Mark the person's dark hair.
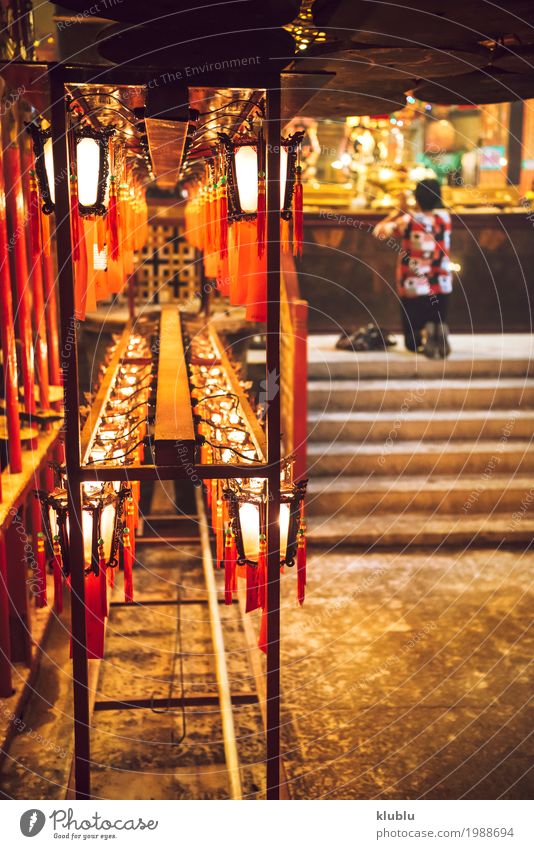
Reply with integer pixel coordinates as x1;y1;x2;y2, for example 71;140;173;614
414;178;443;211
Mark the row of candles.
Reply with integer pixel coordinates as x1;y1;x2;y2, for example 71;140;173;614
36;330;154;657
188;328;307;651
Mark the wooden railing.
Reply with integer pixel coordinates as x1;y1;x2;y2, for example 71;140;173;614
280;252;308;480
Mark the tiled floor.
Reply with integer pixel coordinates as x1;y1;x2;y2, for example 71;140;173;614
280;546;534;799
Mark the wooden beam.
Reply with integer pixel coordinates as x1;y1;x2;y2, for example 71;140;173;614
154;306;196;466
79;463;269;481
196;487;243;801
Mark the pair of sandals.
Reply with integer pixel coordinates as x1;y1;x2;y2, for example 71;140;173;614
336;323;397;352
421;322;451;359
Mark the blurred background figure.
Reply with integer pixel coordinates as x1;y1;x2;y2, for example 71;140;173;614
373;179;452;358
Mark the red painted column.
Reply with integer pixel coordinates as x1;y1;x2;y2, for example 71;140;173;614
0;141;22;474
4;139;36;422
22;144;50;411
0;536;13;697
42;242;61;387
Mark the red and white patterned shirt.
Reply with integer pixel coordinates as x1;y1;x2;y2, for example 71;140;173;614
377;210;452;298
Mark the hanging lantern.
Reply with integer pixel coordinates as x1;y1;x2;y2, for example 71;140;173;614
38;487;71;577
75;126;114;217
224;477;307;567
26;122;55;214
218;130;304;221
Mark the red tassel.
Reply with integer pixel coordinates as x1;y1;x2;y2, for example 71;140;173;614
108;565;115;588
257;535;267;610
231;536;238;592
28;171;42;260
126;496;136;564
108;177;120;260
257;172;266;258
293;166;303;257
219;177;228;259
98;538;108;618
216;500;224;570
83;572;105;660
122;526;134;603
35;532;47;608
224;529;235;605
280;216;290;255
70;175;81;261
297;521;307;606
52;538;63;615
246;564;259;613
258;606;268;654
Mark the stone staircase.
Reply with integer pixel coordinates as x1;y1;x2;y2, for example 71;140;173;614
306;334;534;547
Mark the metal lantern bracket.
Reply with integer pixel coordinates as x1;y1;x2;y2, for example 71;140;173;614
26;120;54;214
281;130;305;219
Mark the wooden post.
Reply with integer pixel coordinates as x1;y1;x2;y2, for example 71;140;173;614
4;514;32;666
265;80;282;800
49;64;91;800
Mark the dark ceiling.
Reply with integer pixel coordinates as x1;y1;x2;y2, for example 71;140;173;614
51;0;534;117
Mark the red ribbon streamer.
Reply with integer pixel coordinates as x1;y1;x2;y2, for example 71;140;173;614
257;172;266;258
122;527;134;603
70;175;81;261
35;532;47;609
297;522;307;606
98;544;108;619
219;177;228;259
224;530;235;605
108;178;120;260
52;541;63;615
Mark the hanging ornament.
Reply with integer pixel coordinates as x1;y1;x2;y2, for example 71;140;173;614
297;520;307;606
52;536;63;614
108;175;120;260
122;525;134;603
70;173;81;261
35;531;47;608
293;164;303;257
219;174;228;259
98;537;108;618
224;528;235;605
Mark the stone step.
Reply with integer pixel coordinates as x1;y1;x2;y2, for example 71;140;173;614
307;512;534;547
307;356;533;381
306;334;534;380
307;408;534;443
307;439;534;477
307;378;534;412
306;474;534;516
